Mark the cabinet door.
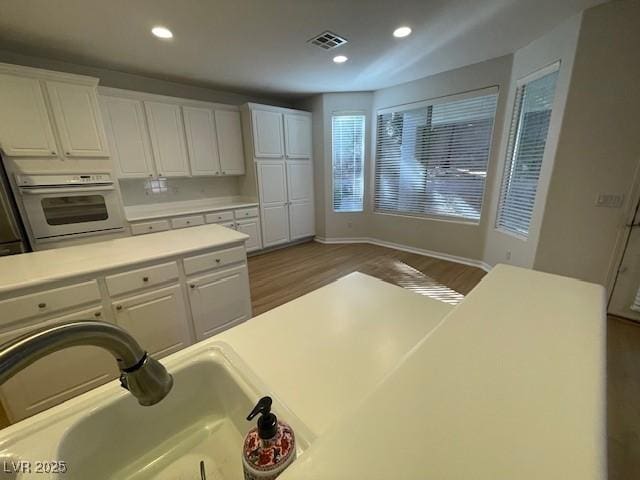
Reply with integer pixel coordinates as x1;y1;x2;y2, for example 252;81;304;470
0;74;57;157
144;101;190;177
284;113;311;159
101;96;155;178
260;204;290;247
183;106;220;176
251;110;284;158
113;284;191;358
236;218;262;252
286;160;314;203
289;201;315;240
257;160;290;247
0;306;117;422
188;265;251;341
45;81;110;157
215;110;245;175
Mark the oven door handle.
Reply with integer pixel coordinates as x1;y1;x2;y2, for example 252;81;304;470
19;185;116;195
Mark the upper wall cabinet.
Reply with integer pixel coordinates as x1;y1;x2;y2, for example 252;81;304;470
144;101;190;177
45;81;110;157
215;110;245;175
100;96;155;178
284;114;312;159
0;74;58;157
183;106;220;176
251;110;284;158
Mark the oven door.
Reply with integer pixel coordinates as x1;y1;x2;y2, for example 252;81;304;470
20;185;124;240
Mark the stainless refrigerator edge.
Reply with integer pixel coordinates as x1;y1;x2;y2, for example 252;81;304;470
0;154;30;256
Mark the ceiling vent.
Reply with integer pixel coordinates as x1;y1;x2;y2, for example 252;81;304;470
308;31;348;50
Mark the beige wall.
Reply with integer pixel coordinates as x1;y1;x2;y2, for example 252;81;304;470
534;0;640;286
483;14;582;268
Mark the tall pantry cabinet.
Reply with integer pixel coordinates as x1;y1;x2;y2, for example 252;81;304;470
241;104;314;248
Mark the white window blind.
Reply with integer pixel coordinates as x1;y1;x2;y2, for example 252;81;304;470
374;90;498;221
332;114;365;212
496;65;560;237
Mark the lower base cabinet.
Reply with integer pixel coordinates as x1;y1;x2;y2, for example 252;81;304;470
235;219;262;252
0;306;118;422
113;284;192;358
188;265;251;341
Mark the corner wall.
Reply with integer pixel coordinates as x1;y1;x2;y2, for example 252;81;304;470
534;0;640;286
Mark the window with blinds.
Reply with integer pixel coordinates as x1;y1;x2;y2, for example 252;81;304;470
332;114;365;212
374;89;498;222
496;65;560;237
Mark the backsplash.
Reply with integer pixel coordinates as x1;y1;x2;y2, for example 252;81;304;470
119;176;242;206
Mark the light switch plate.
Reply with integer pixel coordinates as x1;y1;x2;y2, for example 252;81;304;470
595;193;624;208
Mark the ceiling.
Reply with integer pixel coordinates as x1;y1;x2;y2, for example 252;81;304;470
0;0;605;99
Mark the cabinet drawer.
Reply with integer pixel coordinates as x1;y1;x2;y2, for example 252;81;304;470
105;261;179;297
184;246;246;276
131;220;170;235
171;215;205;229
0;280;101;324
234;207;258;219
205;211;234;223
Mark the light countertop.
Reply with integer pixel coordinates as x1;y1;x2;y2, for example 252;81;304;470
0;266;606;479
0;224;248;294
124;197;259;222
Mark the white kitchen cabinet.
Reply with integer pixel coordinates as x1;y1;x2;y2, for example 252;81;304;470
236;218;262;252
0;73;58;157
183;105;220;176
215;109;245;175
257;160;290;247
0;306;117;422
45;81;110;157
284;113;312;159
101;95;155;178
288;201;315;240
188;265;251;341
286;160;315;239
113;284;191;358
144;101;190;177
251;109;284;158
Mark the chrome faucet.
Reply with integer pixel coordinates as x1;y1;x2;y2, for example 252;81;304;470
0;321;173;406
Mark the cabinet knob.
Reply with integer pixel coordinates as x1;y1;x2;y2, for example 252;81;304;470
51;150;56;155
116;305;123;311
148;226;153;230
142;276;149;282
222;171;226;174
190;284;196;289
94;312;102;318
38;302;46;309
186;221;190;224
215;258;221;263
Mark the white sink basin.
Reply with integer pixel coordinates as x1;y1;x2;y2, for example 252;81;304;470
54;343;310;480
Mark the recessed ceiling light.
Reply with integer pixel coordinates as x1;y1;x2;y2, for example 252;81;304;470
333;55;348;64
393;26;412;38
151;26;173;39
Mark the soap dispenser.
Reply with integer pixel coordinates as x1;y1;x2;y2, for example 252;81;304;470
242;396;296;479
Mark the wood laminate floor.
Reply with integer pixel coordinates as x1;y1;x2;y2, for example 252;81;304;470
248;241;640;480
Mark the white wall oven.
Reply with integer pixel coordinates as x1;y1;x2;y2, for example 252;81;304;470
17;174;124;242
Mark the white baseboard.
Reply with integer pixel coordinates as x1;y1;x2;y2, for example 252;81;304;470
314;236;492;272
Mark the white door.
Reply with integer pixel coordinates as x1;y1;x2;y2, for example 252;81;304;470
0;74;58;157
45;81;110;157
215;110;245;175
284;113;311;159
188;265;251;341
100;96;155;178
236;218;262;252
0;306;117;422
251;110;284;158
286;160;315;239
144;101;190;177
183;106;220;176
257;160;290;247
113;284;191;358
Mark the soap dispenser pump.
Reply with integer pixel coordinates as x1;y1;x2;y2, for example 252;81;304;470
242;396;296;479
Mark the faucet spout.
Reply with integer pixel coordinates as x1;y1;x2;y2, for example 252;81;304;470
0;321;173;406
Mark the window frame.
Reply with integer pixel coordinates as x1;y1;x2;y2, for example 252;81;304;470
331;112;366;213
495;61;561;240
373;86;499;224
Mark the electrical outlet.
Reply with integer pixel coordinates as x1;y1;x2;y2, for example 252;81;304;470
595;193;624;208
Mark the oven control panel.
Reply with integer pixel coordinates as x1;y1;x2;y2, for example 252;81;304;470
17;173;113;187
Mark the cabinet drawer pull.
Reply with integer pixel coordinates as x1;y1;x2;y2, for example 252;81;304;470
148;226;153;230
38;302;46;309
94;312;102;318
190;284;196;289
215;258;221;264
142;276;149;282
116;305;123;311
